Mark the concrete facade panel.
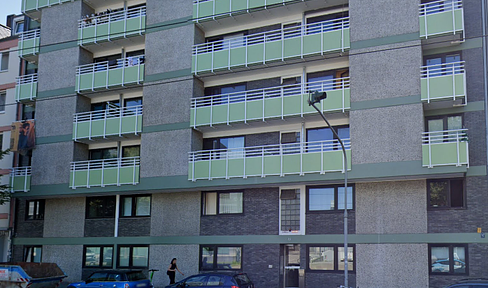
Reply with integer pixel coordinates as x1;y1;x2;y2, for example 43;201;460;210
146;0;193;26
35;95;77;138
43;245;83;284
349;0;419;42
40;1;84;46
350;43;422;102
37;48;79;91
356;244;429;288
149;245;199;287
43;197;85;237
350;104;424;164
31;142;74;185
356;180;427;234
140;130;191;177
150;191;200;236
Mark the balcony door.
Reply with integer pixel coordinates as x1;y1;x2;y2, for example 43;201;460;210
282;244;300;288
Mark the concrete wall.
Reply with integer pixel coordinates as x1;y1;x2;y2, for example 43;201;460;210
31;142;74;185
44;197;85;237
149;245;198;288
43;245;83;285
14;199;43;237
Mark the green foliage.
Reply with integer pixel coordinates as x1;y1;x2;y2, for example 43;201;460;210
0;149;12;205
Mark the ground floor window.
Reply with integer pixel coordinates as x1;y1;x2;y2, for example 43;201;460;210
430;244;468;275
200;245;242;270
24;246;41;262
307;245;354;272
118;245;149;268
84;245;113;268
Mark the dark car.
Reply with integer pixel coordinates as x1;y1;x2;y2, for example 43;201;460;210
444;278;488;287
68;270;152;288
164;272;254;288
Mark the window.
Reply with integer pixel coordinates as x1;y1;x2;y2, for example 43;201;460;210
0;91;6;112
90;148;118;160
83;245;113;268
118;245;149;268
307;185;354;212
86;196;116;219
307;126;349;152
122;145;140;158
200;245;242;270
120;195;150;217
308;245;354;272
22;103;36;120
14;21;24;35
124;97;142;115
0;134;3;150
24;246;42;262
203;136;245;159
19;150;32;167
202;192;243;215
26;200;45;220
428;179;464;208
430;244;468;275
424;53;462;76
204;83;247;104
0;52;9;71
280;188;301;233
426;115;463;144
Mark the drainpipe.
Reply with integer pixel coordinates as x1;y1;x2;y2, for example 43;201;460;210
483;0;488;168
114;194;120;238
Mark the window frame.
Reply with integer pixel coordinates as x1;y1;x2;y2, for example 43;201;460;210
0;52;9;72
306;244;355;273
425;114;464;133
199;244;243;271
423;52;462;66
116;245;149;269
119;195;151;218
202;191;244;216
23;245;42;262
429;244;469;275
306;185;355;213
0;91;6;113
83;245;114;268
25;200;45;220
427;178;465;209
86;196;116;219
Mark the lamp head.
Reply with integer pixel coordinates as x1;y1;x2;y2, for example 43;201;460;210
308;91;327;105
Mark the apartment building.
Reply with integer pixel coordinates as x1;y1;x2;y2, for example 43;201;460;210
10;0;488;287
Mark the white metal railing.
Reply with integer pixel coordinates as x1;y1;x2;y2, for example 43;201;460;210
76;55;145;75
422;129;468;168
193;17;349;55
16;73;38;85
10;166;31;192
18;29;40;41
419;0;462;16
73;105;143;140
421;61;465;103
79;6;146;28
70;156;140;188
193;0;305;22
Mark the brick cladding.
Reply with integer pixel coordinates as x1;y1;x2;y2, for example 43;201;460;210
242;244;280;288
84;219;115;237
306;211;355;234
200;187;279;235
14;200;43;238
118;218;151;237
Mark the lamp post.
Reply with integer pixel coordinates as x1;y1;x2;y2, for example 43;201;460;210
308;91;349;288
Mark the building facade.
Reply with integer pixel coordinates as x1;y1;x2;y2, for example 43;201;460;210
9;0;488;288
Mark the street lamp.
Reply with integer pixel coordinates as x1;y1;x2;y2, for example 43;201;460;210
308;91;349;288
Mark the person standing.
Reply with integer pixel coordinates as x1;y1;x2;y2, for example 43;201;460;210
167;258;184;284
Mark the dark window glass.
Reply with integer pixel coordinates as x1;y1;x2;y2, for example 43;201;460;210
200;245;242;270
84;246;113;268
430;244;467;275
1;53;9;71
24;246;42;262
204;83;246;104
86;196;116;218
122;146;140;158
428;179;464;208
26;200;44;220
280;189;300;232
22;103;35;120
120;195;151;217
90;148;118;160
202;192;243;215
307;185;354;211
117;245;148;268
19;150;32;166
307;245;354;271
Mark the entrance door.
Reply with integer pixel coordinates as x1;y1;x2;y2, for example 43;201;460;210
283;244;300;288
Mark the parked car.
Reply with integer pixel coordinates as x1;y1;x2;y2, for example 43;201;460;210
432;259;466;273
68;270;152;288
165;272;254;288
444;278;488;287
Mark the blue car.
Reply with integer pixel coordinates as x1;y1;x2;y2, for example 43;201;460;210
68;270;152;288
165;272;254;288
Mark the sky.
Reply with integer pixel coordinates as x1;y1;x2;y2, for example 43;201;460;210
0;0;21;27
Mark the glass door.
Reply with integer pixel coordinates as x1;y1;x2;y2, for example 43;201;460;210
283;244;300;288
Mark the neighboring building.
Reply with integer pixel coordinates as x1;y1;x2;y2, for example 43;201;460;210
9;0;488;288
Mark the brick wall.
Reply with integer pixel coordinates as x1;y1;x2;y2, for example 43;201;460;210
245;132;280;147
118;218;151;237
84;219;115;237
242;244;280;288
14;200;43;237
306;211;355;234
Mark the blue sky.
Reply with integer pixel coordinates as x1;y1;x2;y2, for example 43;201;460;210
0;1;21;26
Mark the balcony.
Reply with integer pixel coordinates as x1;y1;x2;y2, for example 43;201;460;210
21;0;71;14
419;0;464;39
421;61;465;104
191;78;350;128
18;29;40;60
10;167;31;192
192;17;350;75
70;157;140;189
76;55;145;93
73;105;143;141
422;129;468;168
15;74;38;102
193;0;302;22
78;6;146;46
188;140;351;181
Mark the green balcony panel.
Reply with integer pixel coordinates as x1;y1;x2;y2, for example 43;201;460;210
18;34;40;58
421;74;465;102
70;161;140;189
11;175;31;192
15;81;37;102
419;8;463;38
422;141;468;167
228;158;245;178
22;0;71;13
76;62;145;93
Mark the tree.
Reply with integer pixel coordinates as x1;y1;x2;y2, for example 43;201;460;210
0;149;12;205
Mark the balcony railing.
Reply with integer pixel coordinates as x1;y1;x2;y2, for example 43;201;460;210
193;0;304;22
188;139;351;181
10;167;31;192
78;6;146;45
73;105;143;141
421;61;465;103
70;156;140;189
192;17;350;74
18;29;40;58
419;0;464;39
76;55;145;93
191;77;350;128
21;0;71;13
15;74;38;102
422;129;468;168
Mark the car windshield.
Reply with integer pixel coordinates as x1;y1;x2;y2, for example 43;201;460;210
233;274;251;285
127;271;147;281
88;272;108;281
